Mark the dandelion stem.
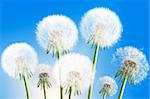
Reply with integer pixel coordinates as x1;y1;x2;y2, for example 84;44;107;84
118;74;128;99
102;94;105;99
57;50;60;59
57;50;64;99
69;86;72;99
88;44;100;99
23;75;30;99
43;81;47;99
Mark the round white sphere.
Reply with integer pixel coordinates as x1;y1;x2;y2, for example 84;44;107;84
112;46;149;84
36;15;78;54
1;43;38;79
54;53;93;92
80;7;123;48
99;76;118;96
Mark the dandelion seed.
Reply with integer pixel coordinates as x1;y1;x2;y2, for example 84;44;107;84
98;76;118;99
36;15;78;55
112;46;149;99
80;7;123;99
54;53;93;99
1;42;38;99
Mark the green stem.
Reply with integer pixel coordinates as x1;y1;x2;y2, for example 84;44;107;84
88;85;92;99
102;94;105;99
57;51;64;99
69;86;72;99
23;75;30;99
43;81;47;99
118;74;128;99
60;87;63;99
88;44;100;99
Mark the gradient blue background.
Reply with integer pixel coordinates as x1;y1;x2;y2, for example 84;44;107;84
0;0;149;99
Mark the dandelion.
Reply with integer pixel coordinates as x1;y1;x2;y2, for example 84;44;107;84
80;7;123;99
36;15;78;99
80;7;122;48
98;76;118;99
54;53;93;99
33;64;54;99
1;43;38;99
112;46;149;99
36;15;78;56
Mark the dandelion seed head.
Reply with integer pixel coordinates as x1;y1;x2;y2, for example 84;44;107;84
54;53;93;95
80;7;122;48
36;15;78;54
33;64;54;89
99;76;118;96
1;43;38;79
112;46;149;84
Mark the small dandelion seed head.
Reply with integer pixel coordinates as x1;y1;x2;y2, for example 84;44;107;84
99;76;118;97
54;53;93;95
36;15;78;55
112;46;149;84
33;64;53;89
80;7;123;48
1;43;38;79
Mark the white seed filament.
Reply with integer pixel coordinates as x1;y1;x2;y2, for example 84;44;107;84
87;22;109;45
46;30;64;53
63;71;82;96
15;56;32;79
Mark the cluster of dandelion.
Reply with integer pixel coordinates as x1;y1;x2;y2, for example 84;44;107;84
1;7;149;99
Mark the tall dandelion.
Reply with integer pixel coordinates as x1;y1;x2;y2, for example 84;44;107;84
33;64;54;99
112;46;149;99
1;43;38;99
80;7;122;99
36;15;78;99
98;76;118;99
54;53;93;99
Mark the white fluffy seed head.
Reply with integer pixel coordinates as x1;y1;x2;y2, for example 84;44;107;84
112;46;149;84
80;7;123;48
54;53;93;94
36;15;78;54
1;43;38;79
33;64;54;89
99;76;118;96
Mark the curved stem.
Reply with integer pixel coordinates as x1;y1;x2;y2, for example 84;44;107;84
88;44;100;99
88;85;92;99
118;74;128;99
69;86;72;99
23;75;30;99
43;81;47;99
57;51;64;99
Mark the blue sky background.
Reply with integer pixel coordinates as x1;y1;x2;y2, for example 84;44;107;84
0;0;149;99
